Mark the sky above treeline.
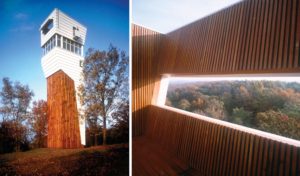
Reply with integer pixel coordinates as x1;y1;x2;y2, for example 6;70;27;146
0;0;129;101
132;0;242;33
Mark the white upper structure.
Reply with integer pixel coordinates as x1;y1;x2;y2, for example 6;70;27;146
40;8;87;145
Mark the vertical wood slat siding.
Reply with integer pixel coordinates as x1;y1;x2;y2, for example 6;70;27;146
132;25;162;136
146;106;300;176
132;0;300;174
47;70;81;148
155;0;300;75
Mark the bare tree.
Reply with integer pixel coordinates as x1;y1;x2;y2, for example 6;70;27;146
79;45;128;145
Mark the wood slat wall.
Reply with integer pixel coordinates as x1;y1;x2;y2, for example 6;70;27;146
146;106;300;176
157;0;300;75
132;0;300;174
132;24;163;136
47;70;82;148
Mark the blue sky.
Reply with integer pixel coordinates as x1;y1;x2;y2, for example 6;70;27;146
0;0;129;101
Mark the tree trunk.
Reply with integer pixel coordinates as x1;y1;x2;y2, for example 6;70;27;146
94;133;97;146
15;123;20;152
102;116;107;145
16;140;20;152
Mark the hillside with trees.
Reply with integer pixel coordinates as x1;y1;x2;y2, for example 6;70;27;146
166;80;300;140
0;45;129;153
0;44;129;175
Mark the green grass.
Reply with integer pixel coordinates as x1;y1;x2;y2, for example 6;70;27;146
0;144;129;176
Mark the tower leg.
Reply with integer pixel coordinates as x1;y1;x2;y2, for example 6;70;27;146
47;70;82;148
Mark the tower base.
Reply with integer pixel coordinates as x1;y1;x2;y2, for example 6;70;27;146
47;70;82;148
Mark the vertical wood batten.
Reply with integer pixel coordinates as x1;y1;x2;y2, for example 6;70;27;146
132;25;163;136
47;70;81;148
144;106;300;176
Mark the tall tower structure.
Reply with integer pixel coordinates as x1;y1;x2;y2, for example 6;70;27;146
40;9;87;148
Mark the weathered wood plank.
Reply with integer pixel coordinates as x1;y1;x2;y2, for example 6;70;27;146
47;70;81;148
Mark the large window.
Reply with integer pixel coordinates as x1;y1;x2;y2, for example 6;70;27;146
42;34;82;56
160;75;300;142
42;35;56;55
61;37;82;55
41;19;53;35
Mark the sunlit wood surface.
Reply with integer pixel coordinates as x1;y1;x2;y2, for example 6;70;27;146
146;106;300;176
132;25;163;137
47;70;82;148
133;137;202;176
157;0;300;75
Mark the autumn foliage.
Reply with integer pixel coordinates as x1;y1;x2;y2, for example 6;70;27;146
167;80;300;140
79;45;129;146
29;100;48;148
0;78;48;153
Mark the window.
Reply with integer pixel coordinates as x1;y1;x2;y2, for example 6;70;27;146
63;38;67;49
67;39;70;50
42;35;82;56
75;43;79;54
157;75;300;143
41;19;53;35
61;36;82;56
50;38;52;49
42;35;59;55
71;42;74;52
47;42;50;52
75;43;82;55
57;35;61;47
52;37;56;47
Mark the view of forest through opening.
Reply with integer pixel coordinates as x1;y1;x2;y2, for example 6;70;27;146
165;76;300;141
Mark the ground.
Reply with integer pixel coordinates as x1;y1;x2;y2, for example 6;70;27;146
0;144;129;176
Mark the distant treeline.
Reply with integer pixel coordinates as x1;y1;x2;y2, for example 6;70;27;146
166;80;300;140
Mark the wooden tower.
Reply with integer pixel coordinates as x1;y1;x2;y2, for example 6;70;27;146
40;9;87;148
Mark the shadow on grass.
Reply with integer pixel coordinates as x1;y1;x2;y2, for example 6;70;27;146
69;147;129;176
0;158;16;176
0;145;129;176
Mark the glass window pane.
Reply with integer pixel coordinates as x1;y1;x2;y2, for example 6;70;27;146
53;37;55;47
63;38;66;49
57;35;61;47
67;42;70;50
71;43;74;52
